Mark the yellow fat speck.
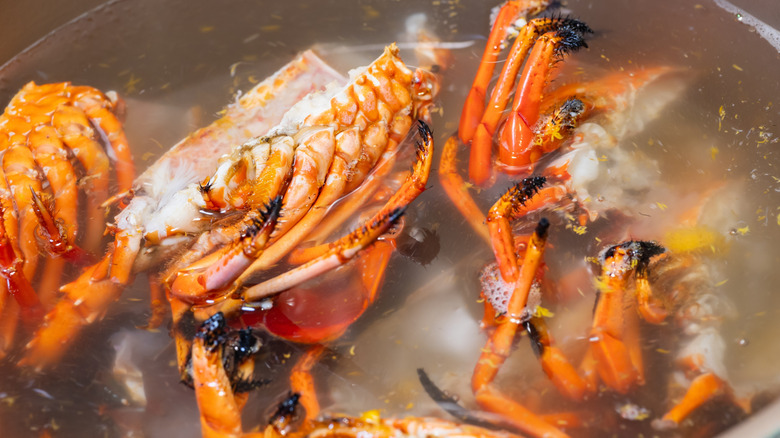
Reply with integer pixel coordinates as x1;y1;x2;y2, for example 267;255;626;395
124;74;141;94
718;105;725;131
260;25;281;32
199;25;215;33
361;409;381;422
349;345;356;356
572;225;587;235
732;64;743;71
656;202;668;211
736;225;749;235
710;146;719;160
141;152;156;161
535;306;555;318
664;226;725;254
405;402;414;410
715;279;729;287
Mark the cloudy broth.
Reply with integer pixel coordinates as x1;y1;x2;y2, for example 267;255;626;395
0;0;779;437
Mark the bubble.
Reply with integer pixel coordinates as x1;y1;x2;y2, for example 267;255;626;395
479;263;511;315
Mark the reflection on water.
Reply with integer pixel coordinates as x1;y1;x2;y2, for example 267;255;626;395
0;0;779;436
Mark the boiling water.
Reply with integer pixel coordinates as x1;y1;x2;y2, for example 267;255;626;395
1;0;779;436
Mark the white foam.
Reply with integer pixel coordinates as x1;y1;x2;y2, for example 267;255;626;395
713;0;780;52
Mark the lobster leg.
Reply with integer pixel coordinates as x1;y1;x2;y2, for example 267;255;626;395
191;313;244;438
25;123;82;308
588;241;665;393
470;18;589;185
141;274;168;330
244;206;404;302
654;373;724;430
18;253;123;369
290;345;325;423
635;267;668;324
271;127;337;239
29;190;92;264
459;0;550;144
3;141;43;282
497;26;589;171
71;86;135;192
28;126;79;249
525;316;593;401
51;104;112;253
472;219;570;438
653;321;750;429
0;200;42;322
0;223;41;317
486;176;547;284
439;136;492;245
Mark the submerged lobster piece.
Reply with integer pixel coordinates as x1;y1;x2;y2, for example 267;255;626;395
0;81;133;358
440;0;679;245
175;45;437;436
424;176;750;437
586;236;749;431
